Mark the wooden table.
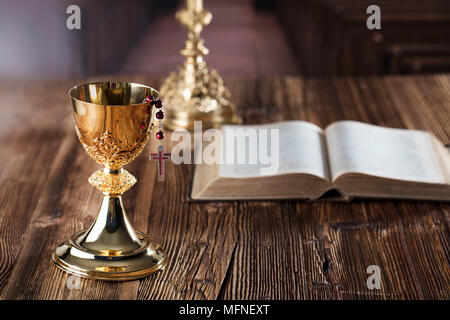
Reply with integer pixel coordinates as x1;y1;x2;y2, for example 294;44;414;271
0;75;449;300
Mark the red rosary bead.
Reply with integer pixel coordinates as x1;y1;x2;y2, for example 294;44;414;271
156;131;164;140
154;100;163;108
156;111;164;119
144;95;153;102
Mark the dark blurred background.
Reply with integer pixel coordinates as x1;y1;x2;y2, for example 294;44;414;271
0;0;449;80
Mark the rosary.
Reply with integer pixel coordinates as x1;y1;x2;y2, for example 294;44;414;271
144;95;171;181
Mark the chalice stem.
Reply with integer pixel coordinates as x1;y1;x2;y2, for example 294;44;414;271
75;167;143;252
78;193;143;253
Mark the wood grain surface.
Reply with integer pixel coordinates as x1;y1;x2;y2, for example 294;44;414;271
0;75;448;300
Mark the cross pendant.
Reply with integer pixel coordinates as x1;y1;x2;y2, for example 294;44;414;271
150;145;171;182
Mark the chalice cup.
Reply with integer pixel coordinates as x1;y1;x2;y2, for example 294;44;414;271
53;82;167;281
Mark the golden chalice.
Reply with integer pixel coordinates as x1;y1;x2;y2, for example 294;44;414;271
53;82;167;281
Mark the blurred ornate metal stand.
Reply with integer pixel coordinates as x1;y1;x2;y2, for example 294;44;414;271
160;0;241;131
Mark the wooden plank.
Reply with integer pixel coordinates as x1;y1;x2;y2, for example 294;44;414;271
219;202;310;299
384;74;450;144
0;80;77;294
319;202;424;300
0;75;449;300
395;202;450;299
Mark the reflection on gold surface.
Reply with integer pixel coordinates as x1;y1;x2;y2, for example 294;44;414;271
95;266;126;272
98;249;123;256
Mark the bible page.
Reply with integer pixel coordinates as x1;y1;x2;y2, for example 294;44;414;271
218;121;330;180
325;121;448;184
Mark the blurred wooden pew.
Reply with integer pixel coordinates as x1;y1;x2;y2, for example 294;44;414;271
277;0;450;76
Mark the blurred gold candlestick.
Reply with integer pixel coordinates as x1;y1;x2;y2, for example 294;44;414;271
187;0;203;12
160;0;241;131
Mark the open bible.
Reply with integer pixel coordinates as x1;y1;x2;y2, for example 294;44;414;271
191;121;450;201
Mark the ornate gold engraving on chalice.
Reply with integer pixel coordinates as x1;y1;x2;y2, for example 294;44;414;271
160;0;241;131
53;82;167;281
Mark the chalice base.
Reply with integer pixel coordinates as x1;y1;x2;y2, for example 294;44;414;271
53;231;166;281
53;195;167;281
